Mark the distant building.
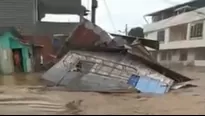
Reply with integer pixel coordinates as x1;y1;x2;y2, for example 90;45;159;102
144;0;205;67
0;0;87;35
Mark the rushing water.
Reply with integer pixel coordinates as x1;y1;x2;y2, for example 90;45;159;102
0;73;43;86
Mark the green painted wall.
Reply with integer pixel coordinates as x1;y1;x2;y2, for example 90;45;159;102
0;33;10;49
0;32;32;74
0;48;14;74
0;33;14;74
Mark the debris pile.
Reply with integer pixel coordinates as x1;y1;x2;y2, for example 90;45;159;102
42;19;192;94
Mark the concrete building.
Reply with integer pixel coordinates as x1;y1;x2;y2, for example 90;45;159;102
0;0;87;35
144;0;205;67
0;29;33;74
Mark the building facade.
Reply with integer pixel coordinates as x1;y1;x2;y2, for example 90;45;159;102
0;32;33;74
0;0;87;35
144;0;205;67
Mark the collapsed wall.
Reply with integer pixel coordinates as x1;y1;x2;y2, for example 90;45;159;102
42;50;174;92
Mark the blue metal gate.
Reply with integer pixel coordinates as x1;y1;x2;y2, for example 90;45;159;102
127;74;140;87
127;75;169;94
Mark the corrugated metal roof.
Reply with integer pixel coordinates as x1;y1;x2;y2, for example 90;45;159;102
110;33;159;50
67;19;112;47
56;19;113;58
145;0;199;16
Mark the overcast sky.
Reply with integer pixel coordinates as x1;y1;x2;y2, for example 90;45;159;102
43;0;192;34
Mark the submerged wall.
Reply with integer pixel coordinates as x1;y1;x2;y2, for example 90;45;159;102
42;51;174;91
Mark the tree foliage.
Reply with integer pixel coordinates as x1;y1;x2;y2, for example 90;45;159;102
128;27;144;38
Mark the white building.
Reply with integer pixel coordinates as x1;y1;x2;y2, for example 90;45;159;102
144;0;205;67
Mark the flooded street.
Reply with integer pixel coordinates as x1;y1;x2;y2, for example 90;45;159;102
0;73;43;86
0;68;205;115
0;73;68;115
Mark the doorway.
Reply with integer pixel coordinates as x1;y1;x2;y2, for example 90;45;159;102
12;49;24;72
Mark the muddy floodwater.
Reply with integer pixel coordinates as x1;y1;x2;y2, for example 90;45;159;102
0;73;43;86
0;67;205;115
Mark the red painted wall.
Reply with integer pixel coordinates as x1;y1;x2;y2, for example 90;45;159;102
22;35;54;63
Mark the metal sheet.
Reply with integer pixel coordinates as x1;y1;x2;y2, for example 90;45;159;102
147;79;158;93
135;76;169;94
62;73;130;91
128;52;192;83
155;81;169;94
67;19;112;48
127;75;140;87
110;33;159;50
56;19;114;58
136;77;149;93
42;50;175;93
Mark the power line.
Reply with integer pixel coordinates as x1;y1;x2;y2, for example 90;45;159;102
103;0;117;32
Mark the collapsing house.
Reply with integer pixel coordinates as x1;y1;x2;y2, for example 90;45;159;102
42;19;192;94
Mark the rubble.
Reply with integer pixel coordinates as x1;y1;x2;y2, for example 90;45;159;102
41;19;192;94
56;18;113;59
171;83;197;90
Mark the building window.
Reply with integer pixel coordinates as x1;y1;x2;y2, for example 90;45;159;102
190;22;203;38
161;53;166;61
41;14;80;23
52;38;61;47
167;52;172;61
195;48;205;60
172;50;177;55
180;50;188;61
160;51;172;61
160;51;171;61
157;30;165;43
52;38;62;54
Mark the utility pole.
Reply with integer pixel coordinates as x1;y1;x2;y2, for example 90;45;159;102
118;24;128;35
91;0;98;24
125;24;128;36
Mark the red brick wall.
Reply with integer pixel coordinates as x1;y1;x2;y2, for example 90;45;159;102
22;35;54;63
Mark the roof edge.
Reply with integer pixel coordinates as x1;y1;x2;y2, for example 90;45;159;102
145;0;195;16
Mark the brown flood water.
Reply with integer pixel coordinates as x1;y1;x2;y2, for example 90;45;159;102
0;73;43;86
0;68;205;115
